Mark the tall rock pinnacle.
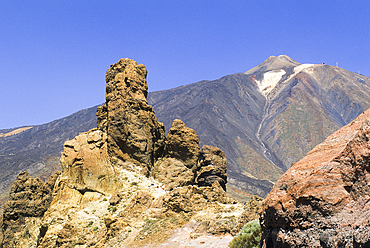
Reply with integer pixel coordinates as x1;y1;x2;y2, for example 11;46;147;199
97;58;166;174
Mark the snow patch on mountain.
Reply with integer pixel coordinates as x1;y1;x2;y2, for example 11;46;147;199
284;63;315;83
294;63;314;74
256;69;286;96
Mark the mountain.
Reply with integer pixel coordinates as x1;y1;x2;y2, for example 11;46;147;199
261;106;370;247
1;55;370;201
1;58;261;248
148;55;370;197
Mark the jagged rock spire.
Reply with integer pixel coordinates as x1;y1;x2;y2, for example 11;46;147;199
97;58;166;173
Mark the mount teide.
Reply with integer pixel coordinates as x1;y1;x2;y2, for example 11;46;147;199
149;55;370;197
2;55;370;199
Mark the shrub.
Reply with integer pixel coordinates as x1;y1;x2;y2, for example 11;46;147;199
229;219;262;248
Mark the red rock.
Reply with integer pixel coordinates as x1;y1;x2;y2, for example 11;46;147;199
261;109;370;247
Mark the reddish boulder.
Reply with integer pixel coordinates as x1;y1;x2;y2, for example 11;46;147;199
261;109;370;247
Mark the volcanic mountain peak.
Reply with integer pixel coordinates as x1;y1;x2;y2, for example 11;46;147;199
247;55;315;96
245;54;300;75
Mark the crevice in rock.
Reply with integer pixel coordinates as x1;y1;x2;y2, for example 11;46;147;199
344;185;352;193
75;187;104;196
37;225;48;246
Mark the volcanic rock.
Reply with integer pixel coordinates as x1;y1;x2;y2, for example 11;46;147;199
152;157;195;191
2;171;59;248
165;119;200;169
260;108;370;247
97;58;166;173
59;128;121;195
196;145;228;190
151;119;201;190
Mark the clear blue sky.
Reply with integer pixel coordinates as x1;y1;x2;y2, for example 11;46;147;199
1;1;369;129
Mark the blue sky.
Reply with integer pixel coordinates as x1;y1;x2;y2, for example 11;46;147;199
1;1;369;129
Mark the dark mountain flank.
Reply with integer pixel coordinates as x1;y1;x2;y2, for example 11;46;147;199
1;55;370;201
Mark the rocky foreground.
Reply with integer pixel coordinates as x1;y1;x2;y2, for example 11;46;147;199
261;108;370;247
0;59;261;247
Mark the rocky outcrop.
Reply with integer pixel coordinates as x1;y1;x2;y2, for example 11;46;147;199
1;58;253;247
196;145;227;190
1;171;59;248
165;119;200;168
150;119;200;190
152;157;195;191
59;128;120;195
260;108;370;247
97;58;166;174
152;120;227;191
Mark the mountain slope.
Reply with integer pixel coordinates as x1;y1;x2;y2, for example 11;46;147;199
148;55;370;197
148;73;277;197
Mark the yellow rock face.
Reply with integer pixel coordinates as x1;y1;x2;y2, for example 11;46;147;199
59;128;121;195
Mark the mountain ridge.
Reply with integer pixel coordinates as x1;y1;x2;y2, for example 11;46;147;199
2;55;370;201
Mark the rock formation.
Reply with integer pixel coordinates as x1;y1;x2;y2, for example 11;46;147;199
97;59;166;175
196;145;227;190
260;108;370;247
1;171;59;248
1;58;260;247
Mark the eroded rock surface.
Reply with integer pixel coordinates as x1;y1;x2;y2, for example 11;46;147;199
2;171;59;248
97;58;166;173
165;119;200;169
261;109;370;247
196;145;228;190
